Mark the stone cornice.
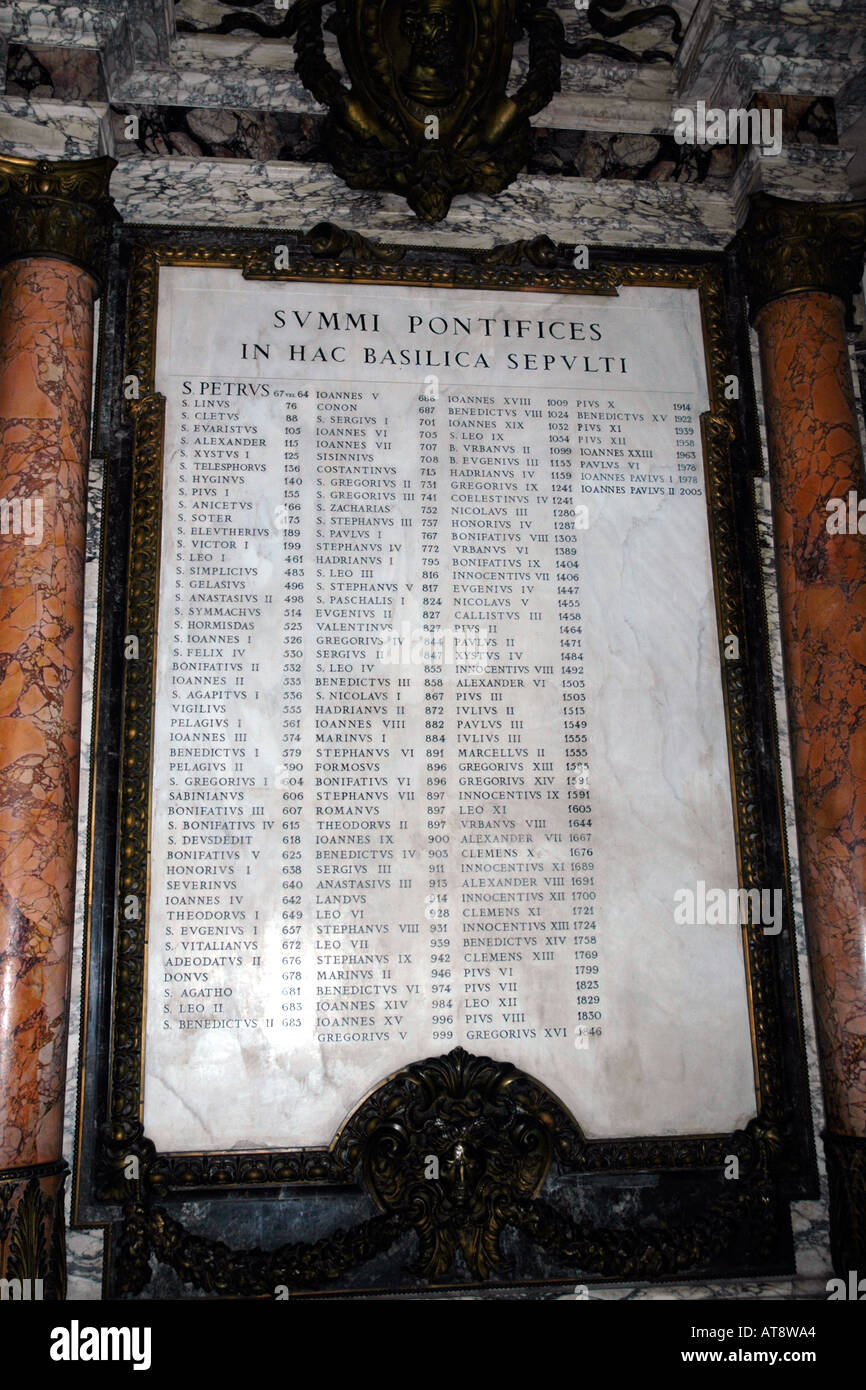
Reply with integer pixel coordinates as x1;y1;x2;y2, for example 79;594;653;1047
3;1;865;142
677;0;866;116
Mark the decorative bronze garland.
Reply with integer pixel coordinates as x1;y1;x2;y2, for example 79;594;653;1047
174;2;682;219
113;1048;783;1295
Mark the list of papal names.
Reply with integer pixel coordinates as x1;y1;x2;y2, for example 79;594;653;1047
144;273;756;1151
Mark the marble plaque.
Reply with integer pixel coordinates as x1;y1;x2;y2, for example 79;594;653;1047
142;266;757;1152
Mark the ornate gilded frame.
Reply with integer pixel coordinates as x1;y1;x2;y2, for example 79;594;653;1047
77;225;815;1296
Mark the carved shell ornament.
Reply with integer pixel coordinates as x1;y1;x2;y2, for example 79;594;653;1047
108;1048;782;1289
179;0;683;220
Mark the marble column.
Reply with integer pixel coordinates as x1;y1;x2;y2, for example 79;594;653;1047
743;193;866;1274
0;156;115;1298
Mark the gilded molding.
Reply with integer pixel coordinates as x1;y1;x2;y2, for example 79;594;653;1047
741;193;866;325
113;235;788;1173
0;155;118;292
96;228;800;1292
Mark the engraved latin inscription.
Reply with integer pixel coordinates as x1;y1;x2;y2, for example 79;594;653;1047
144;272;755;1151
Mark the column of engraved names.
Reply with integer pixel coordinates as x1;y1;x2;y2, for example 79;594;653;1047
447;391;576;1046
571;392;702;496
312;389;408;1046
551;397;601;1042
278;388;306;1034
161;386;269;1034
417;392;454;1042
561;387;707;1043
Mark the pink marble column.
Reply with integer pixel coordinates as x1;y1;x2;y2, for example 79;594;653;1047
0;156;114;1297
744;193;866;1273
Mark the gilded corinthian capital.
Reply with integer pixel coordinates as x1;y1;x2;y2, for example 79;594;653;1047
741;192;866;324
0;155;118;291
